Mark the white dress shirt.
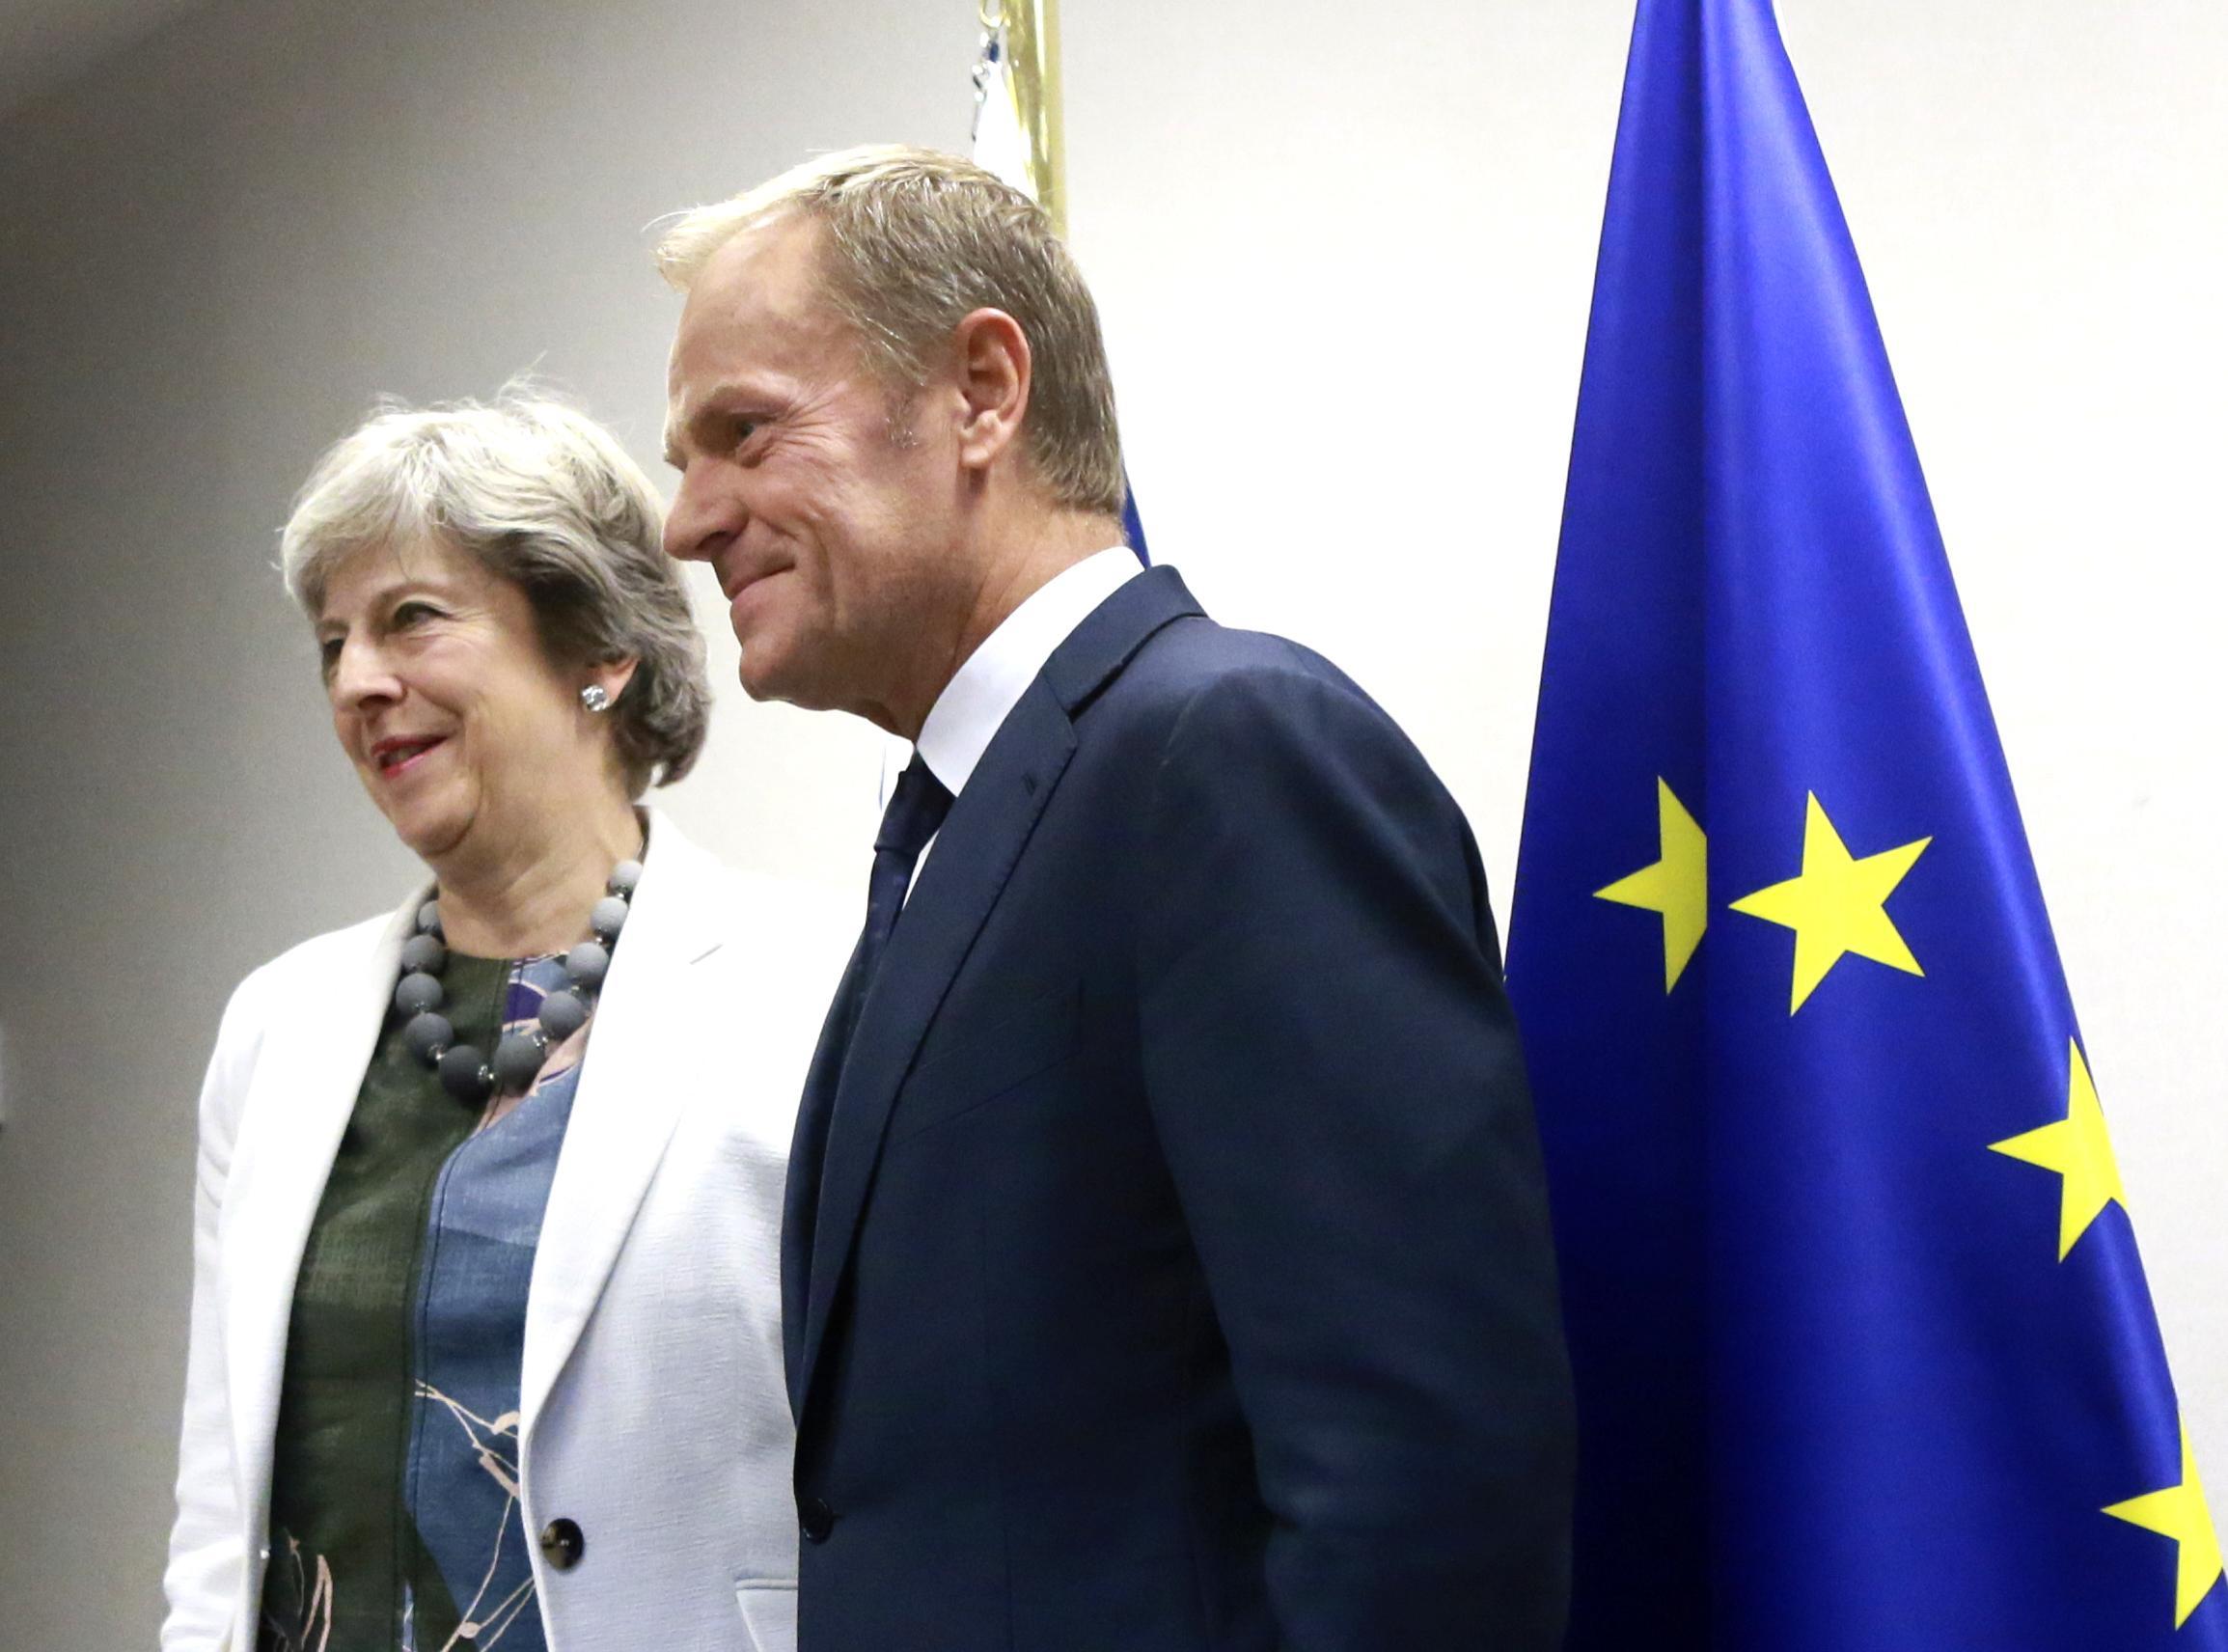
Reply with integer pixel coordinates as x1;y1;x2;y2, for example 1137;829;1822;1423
906;546;1141;889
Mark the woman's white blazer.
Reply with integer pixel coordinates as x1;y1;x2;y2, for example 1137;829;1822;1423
160;812;849;1652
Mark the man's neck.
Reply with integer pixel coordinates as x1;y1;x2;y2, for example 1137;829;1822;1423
885;507;1126;740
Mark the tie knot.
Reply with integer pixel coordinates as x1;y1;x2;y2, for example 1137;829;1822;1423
875;756;954;859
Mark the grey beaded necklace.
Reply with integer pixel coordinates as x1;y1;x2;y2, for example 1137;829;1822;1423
392;858;644;1104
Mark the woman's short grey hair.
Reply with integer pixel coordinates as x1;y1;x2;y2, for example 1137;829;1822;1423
655;145;1126;521
280;392;709;794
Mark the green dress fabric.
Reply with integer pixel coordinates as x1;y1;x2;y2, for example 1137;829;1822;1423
260;950;585;1652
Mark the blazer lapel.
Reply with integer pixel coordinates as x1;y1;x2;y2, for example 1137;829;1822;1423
794;565;1206;1415
519;812;723;1436
223;895;417;1541
794;682;1074;1411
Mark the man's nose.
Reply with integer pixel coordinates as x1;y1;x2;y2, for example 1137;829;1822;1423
665;465;740;565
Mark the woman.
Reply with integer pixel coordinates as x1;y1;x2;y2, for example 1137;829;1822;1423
161;394;845;1652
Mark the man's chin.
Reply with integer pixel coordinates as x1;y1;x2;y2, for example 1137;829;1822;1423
735;633;878;722
735;647;813;708
733;658;787;704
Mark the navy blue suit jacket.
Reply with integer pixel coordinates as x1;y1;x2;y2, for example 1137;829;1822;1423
785;567;1574;1651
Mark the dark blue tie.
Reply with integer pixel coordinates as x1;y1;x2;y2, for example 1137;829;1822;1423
783;756;954;1384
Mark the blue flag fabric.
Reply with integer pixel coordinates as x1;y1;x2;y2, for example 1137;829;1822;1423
1120;468;1150;566
1506;1;2225;1645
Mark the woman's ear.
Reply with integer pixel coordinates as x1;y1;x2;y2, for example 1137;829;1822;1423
585;656;640;711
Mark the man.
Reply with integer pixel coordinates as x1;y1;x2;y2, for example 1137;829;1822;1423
658;146;1574;1651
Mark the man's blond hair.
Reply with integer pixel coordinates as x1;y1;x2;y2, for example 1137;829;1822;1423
657;145;1126;520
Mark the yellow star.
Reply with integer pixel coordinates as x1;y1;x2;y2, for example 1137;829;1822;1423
1595;779;1708;991
1989;1040;2127;1260
2104;1422;2226;1628
1728;792;1931;1013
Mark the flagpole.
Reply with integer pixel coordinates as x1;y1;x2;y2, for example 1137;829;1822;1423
988;0;1066;238
974;0;1147;564
1036;0;1066;238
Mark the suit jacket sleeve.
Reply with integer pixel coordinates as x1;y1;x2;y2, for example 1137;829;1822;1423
1134;659;1575;1651
161;970;266;1652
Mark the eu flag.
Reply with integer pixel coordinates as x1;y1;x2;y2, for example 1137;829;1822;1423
1506;1;2225;1644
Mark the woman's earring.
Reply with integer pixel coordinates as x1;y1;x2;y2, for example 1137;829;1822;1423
580;685;612;713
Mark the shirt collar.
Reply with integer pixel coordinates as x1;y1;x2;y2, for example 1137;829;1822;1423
914;546;1141;797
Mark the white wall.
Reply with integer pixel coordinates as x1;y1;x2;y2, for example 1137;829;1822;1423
0;0;2219;1642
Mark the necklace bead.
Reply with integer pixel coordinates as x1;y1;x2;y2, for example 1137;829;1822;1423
492;1029;551;1092
396;972;444;1018
402;1011;454;1064
439;1043;493;1103
564;941;610;991
538;989;589;1043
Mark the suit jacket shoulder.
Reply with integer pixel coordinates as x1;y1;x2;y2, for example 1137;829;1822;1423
1057;589;1441;793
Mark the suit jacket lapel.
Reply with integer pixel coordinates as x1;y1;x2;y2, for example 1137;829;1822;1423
794;682;1074;1411
520;811;722;1436
224;895;416;1538
794;566;1206;1415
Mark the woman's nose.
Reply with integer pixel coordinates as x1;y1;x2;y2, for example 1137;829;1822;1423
328;637;401;708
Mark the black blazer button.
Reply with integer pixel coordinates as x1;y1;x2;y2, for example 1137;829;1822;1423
799;1496;835;1544
538;1517;585;1571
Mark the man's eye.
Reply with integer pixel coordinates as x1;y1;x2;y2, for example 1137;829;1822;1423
732;419;759;450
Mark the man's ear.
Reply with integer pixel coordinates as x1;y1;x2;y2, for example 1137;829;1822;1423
951;308;1031;473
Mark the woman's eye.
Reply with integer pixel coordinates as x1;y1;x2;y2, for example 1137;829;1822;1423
317;639;343;675
393;600;439;627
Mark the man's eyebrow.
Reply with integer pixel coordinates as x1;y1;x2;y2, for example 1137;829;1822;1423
664;380;768;469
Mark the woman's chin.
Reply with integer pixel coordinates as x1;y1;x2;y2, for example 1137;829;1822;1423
381;796;472;867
